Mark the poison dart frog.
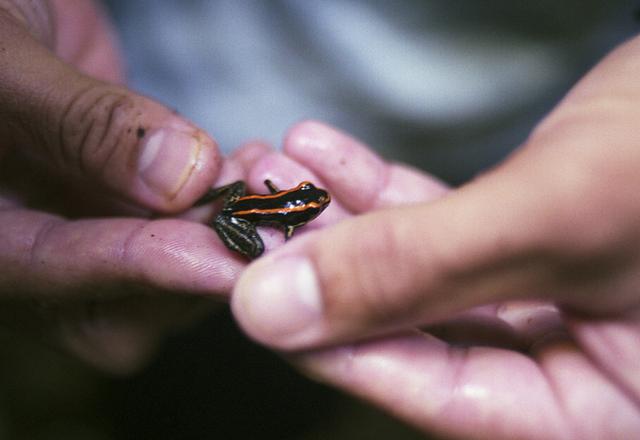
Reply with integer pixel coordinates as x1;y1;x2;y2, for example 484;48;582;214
196;180;331;259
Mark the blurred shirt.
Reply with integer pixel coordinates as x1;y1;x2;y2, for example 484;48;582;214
104;0;636;183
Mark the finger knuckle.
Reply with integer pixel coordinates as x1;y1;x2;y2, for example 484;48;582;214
28;216;64;271
325;215;416;326
536;162;625;260
57;85;141;177
507;112;638;270
57;301;157;375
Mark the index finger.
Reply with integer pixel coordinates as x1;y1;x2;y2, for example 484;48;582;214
283;120;449;212
0;207;242;299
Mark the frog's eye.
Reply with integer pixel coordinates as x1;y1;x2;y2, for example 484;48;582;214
299;181;314;190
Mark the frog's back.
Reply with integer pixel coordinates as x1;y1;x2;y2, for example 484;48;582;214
230;183;329;227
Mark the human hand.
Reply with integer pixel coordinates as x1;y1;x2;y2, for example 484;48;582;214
231;37;640;439
0;0;244;373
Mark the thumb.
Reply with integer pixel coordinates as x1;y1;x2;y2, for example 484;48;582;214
0;4;220;212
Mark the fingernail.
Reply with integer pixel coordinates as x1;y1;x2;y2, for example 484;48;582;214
232;256;323;348
138;127;201;199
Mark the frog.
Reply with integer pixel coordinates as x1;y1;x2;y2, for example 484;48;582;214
196;179;331;259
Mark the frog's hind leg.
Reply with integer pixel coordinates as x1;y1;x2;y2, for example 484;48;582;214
213;215;264;258
195;181;246;207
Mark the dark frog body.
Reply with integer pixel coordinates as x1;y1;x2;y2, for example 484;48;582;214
196;180;331;259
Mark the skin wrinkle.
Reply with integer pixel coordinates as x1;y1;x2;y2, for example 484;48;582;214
361;218;420;322
402;229;481;329
54;81;94;169
91;93;132;180
345;337;482;438
125;109;145;172
412;337;458;437
322;216;403;330
318;335;439;432
456;346;564;440
73;86;119;176
312;209;442;338
62;86;132;179
533;350;576;440
445;343;470;414
545;341;639;438
75;106;96;175
27;215;64;283
408;189;575;318
568;320;640;412
115;219;148;286
448;352;543;439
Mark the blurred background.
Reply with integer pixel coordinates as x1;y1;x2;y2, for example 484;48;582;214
1;0;638;438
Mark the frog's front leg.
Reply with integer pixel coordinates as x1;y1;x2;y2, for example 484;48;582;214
264;179;279;194
195;181;247;207
284;225;296;240
213;214;264;258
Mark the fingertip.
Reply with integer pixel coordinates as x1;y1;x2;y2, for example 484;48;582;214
284;120;388;211
134;120;222;212
284;121;451;211
283;119;331;151
247;151;316;190
231;139;273;173
284;120;378;168
231;215;385;349
232;252;327;350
